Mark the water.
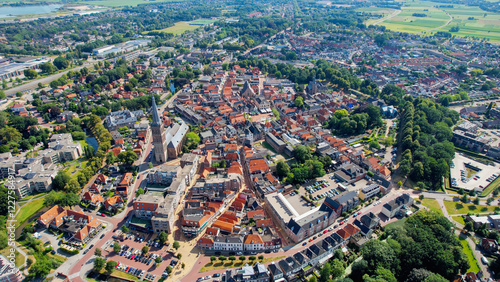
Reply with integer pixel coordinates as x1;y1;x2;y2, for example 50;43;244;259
86;137;99;152
0;4;62;18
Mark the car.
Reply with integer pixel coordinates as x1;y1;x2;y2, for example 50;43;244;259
51;250;56;254
236;252;243;255
213;273;221;278
101;213;107;217
88;244;94;249
100;234;105;239
333;224;338;228
83;249;89;254
357;211;362;215
340;221;345;225
323;230;328;234
482;257;488;264
96;212;101;216
171;259;178;266
313;236;317;240
163;273;169;278
309;238;313;242
141;270;145;276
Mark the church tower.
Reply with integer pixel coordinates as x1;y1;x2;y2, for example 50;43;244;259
151;96;168;163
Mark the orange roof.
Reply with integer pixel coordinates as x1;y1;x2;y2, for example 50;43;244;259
97;174;107;183
227;162;243;175
198;236;214;245
244;234;263;245
256;218;273;227
120;172;133;186
248;158;269;174
104;196;124;209
38;205;65;225
343;223;360;236
247;210;265;219
111;147;121;156
212;220;234;232
336;228;350;239
265;172;276;183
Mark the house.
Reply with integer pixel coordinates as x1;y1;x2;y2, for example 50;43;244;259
117;172;133;195
104;195;124;212
213;236;243;251
323;191;359;216
268;263;284;282
481;238;498;254
358;184;380;201
82;192;104;208
244;234;264;251
381;193;413;219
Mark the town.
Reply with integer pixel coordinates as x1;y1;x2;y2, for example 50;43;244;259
1;0;500;282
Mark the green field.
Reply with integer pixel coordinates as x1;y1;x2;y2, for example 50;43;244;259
14;198;45;228
360;0;500;43
480;176;500;197
443;200;500;215
459;237;480;273
421;198;444;215
0;0;181;7
146;21;201;35
453;215;465;225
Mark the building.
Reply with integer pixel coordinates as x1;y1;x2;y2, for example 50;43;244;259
104;109;144;131
286;203;337;243
323;191;359;216
381;193;413;219
147;164;181;185
265;133;286;153
151;96;169;163
133;194;163;219
358;184;380;201
37;205;103;243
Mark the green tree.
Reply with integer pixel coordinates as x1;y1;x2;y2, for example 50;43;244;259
173;241;180;250
105;260;117;274
155;256;162;264
319;262;331;282
113;243;121;253
229;256;236;262
142;245;149;255
276;160;290;178
121;225;129;233
210;256;217;263
136;188;145;197
53;56;70;70
53;171;71;191
0;127;22;144
158;231;168;244
93;257;106;271
24;69;38;79
294;96;304;108
330;259;345;279
95;248;102;257
219;256;227;262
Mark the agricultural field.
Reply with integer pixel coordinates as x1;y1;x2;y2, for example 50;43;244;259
0;0;181;7
146;21;205;35
360;0;500;43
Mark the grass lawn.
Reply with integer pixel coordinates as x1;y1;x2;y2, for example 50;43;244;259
443;200;500;215
14;197;45;228
453;216;466;225
147;21;200;35
459;237;480;273
480;176;500;197
385;217;407;230
200;256;285;272
421;199;443;215
19;191;48;201
112;270;141;281
0;248;24;267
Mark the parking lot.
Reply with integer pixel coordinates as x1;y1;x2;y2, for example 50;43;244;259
450;153;500;192
102;232;180;281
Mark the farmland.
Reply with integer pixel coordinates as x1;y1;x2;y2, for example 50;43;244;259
358;0;500;43
146;19;215;35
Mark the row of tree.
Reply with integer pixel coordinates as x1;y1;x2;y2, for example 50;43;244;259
398;97;458;190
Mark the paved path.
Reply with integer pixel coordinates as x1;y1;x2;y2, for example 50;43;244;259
422;9;453;33
371;9;401;26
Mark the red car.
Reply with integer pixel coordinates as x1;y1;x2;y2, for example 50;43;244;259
101;214;107;217
340;221;345;225
309;238;313;242
323;230;328;234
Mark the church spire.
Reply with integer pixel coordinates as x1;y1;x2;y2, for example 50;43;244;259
151;95;161;126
